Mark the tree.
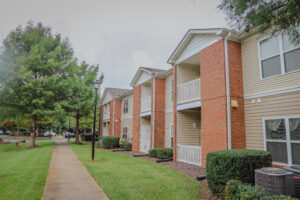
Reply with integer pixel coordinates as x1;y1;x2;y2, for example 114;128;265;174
64;62;103;144
218;0;300;44
0;21;75;147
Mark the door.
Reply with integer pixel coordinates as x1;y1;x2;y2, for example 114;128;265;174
140;125;151;153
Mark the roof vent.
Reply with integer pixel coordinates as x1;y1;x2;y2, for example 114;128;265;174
255;167;295;196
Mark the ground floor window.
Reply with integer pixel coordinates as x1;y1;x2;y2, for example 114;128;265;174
122;127;128;139
264;116;300;165
170;123;174;148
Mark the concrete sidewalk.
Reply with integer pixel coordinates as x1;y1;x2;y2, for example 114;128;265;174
42;141;109;200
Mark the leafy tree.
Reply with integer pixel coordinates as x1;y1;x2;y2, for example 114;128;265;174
63;62;103;144
0;21;75;147
218;0;300;44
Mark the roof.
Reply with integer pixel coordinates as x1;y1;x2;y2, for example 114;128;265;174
100;87;131;104
130;67;167;87
167;28;240;64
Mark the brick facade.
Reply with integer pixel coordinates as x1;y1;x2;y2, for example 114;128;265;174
113;99;122;137
150;77;166;148
109;100;114;136
132;85;141;152
99;105;103;136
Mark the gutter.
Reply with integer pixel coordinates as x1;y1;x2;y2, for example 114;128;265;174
224;32;232;150
152;74;156;148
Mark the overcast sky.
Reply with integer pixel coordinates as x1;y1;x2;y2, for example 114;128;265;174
0;0;227;90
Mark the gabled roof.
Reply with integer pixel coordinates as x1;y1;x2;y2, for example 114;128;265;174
167;28;240;65
130;67;167;87
101;87;131;104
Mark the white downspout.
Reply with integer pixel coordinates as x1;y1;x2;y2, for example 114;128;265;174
112;99;115;136
152;74;156;148
224;32;232;150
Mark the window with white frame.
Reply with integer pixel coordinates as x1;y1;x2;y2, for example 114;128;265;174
259;34;300;78
171;79;174;101
123;99;128;114
264;117;300;165
122;127;128;139
170;124;174;148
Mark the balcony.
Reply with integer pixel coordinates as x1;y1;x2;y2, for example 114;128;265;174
140;96;151;116
177;78;201;104
103;105;110;121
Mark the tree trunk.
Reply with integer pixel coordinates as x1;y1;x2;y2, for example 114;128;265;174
17;123;20;136
30;115;37;147
75;111;80;144
36;126;39;137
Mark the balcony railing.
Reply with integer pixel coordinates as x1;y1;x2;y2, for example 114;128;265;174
177;78;201;104
140;96;151;113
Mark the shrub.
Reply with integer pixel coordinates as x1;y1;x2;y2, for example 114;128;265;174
119;138;127;148
224;180;297;200
80;133;98;141
206;149;272;197
123;142;132;151
102;136;120;149
149;148;173;159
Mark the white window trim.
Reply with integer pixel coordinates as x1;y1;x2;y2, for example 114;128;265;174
170;123;174;148
258;35;300;80
123;99;128;114
263;115;300;165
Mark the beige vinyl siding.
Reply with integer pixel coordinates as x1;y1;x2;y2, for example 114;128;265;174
177;63;200;85
121;119;132;141
176;110;201;146
241;34;300;96
165;73;174;111
165;112;173;148
245;91;300;150
121;93;133;119
102;122;109;136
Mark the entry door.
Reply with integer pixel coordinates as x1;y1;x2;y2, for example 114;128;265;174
140;125;151;153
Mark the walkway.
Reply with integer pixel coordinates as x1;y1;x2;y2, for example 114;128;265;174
42;141;109;200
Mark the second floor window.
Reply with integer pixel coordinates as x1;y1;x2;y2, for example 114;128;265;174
123;99;128;113
122;127;128;139
259;34;300;79
171;79;174;101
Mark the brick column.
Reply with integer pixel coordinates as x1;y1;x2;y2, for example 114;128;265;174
200;40;228;167
150;77;165;148
99;105;103;136
228;41;246;149
132;85;141;152
172;65;177;161
109;100;114;136
113;99;122;137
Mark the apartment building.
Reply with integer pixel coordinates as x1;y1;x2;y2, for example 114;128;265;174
120;90;133;141
99;28;300;167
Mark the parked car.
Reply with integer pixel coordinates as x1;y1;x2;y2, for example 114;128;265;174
63;131;75;138
44;131;57;137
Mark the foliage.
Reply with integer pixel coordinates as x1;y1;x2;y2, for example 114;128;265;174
80;133;98;141
102;136;120;149
218;0;300;45
149;148;173;159
206;149;272;197
0;142;55;200
123;142;132;151
69;143;200;200
119;138;127;148
0;21;75;146
224;180;297;200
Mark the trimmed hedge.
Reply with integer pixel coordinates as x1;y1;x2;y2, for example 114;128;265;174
224;180;297;200
80;133;98;141
102;136;120;149
206;149;272;197
123;142;132;151
149;148;173;159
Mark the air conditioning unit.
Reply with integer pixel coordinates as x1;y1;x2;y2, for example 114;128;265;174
284;165;300;197
255;167;295;196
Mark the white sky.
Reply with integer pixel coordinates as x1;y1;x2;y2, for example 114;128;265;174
0;0;227;89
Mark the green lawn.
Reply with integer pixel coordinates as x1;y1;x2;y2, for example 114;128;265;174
69;143;201;200
0;142;55;200
1;136;51;140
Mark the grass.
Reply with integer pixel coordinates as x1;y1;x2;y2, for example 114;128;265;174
69;143;201;200
0;141;55;200
1;136;51;140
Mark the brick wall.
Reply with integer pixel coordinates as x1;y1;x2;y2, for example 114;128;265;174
200;39;228;167
109;100;114;136
113;99;122;137
99;105;103;136
150;77;166;148
132;85;141;152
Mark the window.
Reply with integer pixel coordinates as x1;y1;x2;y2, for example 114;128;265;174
170;124;174;148
259;34;300;78
171;79;174;101
264;117;300;165
123;99;128;113
122;127;128;139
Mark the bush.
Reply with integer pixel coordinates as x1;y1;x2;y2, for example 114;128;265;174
80;133;98;141
119;138;127;148
102;136;120;149
206;149;272;197
149;148;173;159
123;142;132;151
224;180;297;200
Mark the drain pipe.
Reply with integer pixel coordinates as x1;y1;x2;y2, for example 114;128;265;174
112;99;115;136
224;32;232;150
152;74;156;148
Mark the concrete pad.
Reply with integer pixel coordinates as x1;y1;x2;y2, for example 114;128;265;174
42;141;109;200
